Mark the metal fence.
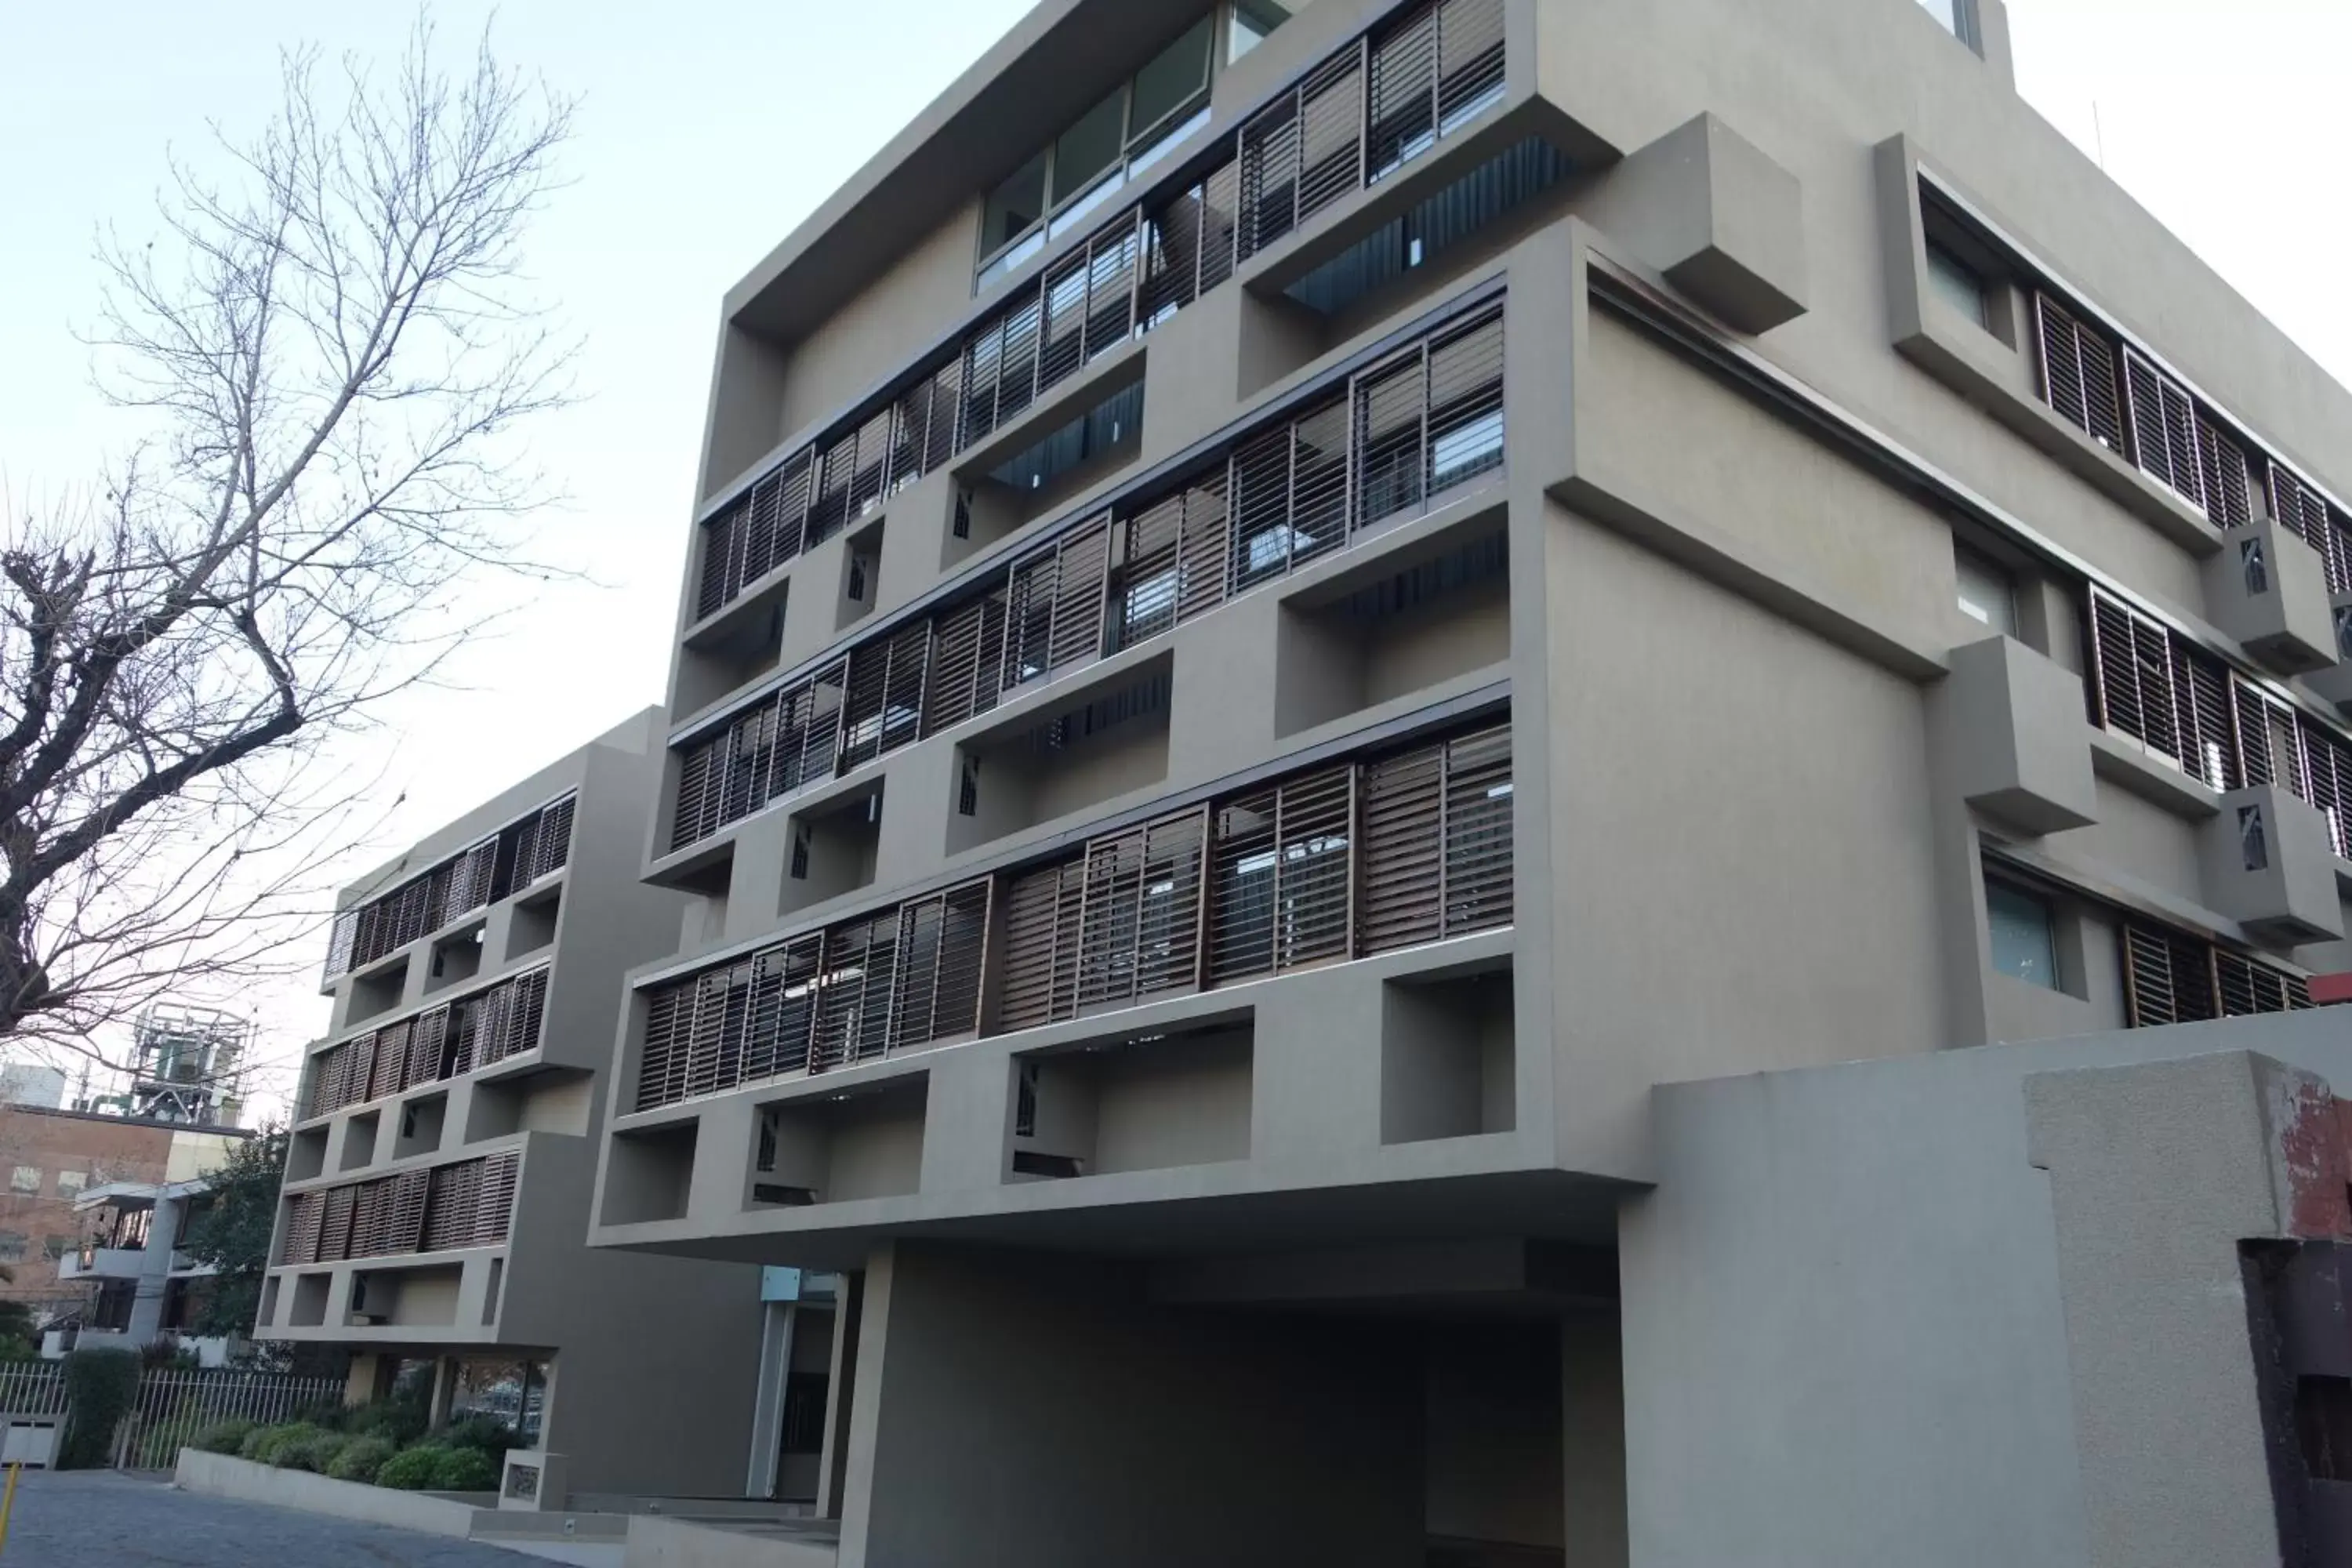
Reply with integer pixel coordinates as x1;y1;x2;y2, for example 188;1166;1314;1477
109;1370;344;1470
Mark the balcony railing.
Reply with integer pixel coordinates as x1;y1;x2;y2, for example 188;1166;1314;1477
325;793;575;982
693;0;1509;624
672;298;1505;855
637;716;1512;1113
304;966;550;1121
2085;586;2352;856
279;1150;519;1267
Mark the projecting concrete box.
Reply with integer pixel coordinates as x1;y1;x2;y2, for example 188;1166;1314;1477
1607;113;1809;335
2199;782;2345;946
2299;593;2352;710
2202;520;2337;676
1937;635;2097;835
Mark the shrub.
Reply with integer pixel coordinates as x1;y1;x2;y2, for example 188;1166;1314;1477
347;1399;429;1446
440;1413;515;1457
276;1429;348;1473
58;1348;142;1469
375;1444;448;1491
191;1419;257;1456
326;1436;397;1484
245;1422;325;1467
426;1444;502;1492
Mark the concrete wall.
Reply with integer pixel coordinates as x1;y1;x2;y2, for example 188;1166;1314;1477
1624;1009;2352;1568
836;1242;1425;1568
173;1449;479;1536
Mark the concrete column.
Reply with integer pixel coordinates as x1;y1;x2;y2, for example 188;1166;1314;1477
817;1265;870;1523
1560;1313;1628;1568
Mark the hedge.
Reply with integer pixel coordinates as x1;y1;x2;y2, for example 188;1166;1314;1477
58;1349;140;1469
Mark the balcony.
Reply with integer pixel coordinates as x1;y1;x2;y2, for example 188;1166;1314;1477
2199;782;2344;947
2202;518;2335;676
632;713;1513;1116
1937;634;2096;836
56;1247;146;1281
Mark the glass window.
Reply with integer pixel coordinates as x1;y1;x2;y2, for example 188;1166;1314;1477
1987;882;2060;991
1926;242;1988;331
1053;93;1128;209
1131;19;1213;145
982;151;1050;259
9;1167;37;1195
1955;544;2016;636
53;1171;85;1197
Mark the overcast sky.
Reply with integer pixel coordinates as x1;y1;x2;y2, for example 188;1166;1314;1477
2;0;2344;1120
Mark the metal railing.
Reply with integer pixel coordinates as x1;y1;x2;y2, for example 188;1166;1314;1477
110;1369;344;1470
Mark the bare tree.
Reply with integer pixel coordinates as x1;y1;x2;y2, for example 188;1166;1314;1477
0;22;575;1062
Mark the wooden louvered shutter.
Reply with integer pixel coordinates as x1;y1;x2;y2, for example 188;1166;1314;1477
2121;347;2205;510
1291;398;1352;566
1441;724;1515;935
2171;644;2234;793
385;1169;430;1254
637;982;688;1111
283;1192;324;1267
997;296;1044;429
840;622;931;772
812;914;898;1071
506;968;550;1058
997;862;1083;1032
1237;90;1302;262
476;1153;520;1246
673;736;718;852
1198;160;1240;293
2121;924;2217;1028
2034;292;2125;454
423;1158;479;1253
887;377;931;495
533;795;575;878
1229;425;1295;593
922;593;1008;737
679;969;731;1098
1076;829;1147;1011
1118;495;1186;648
2299;717;2352;859
848;408;895;519
1356;347;1429;531
407;1007;450;1091
2270;463;2329;551
1368;2;1439;178
808;431;858;546
1436;0;1506;128
1049;520;1112;675
1175;474;1232;626
1211;769;1354;983
1040;253;1090;394
1300;50;1367;223
319;1186;356;1264
457;838;498;915
1083;220;1138;362
2234;677;2307;801
698;498;746;620
2196;419;2252;530
369;1022;410;1102
1426;307;1506;495
888;880;993;1051
325;909;358;979
1357;742;1446;956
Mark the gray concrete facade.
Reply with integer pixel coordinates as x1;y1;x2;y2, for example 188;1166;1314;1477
259;709;765;1498
579;0;2352;1561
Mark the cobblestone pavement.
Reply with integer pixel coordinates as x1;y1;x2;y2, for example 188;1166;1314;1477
0;1469;543;1566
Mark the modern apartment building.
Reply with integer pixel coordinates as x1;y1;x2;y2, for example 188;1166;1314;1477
259;709;763;1496
583;0;2352;1562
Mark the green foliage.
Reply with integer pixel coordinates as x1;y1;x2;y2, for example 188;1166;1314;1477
347;1398;429;1446
426;1444;501;1491
191;1419;257;1457
0;1336;37;1363
275;1429;347;1473
374;1444;449;1490
0;1300;35;1345
177;1127;289;1338
244;1422;325;1466
326;1435;397;1484
140;1339;200;1371
440;1412;515;1457
58;1348;140;1468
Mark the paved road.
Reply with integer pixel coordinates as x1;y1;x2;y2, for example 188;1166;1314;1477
0;1470;568;1566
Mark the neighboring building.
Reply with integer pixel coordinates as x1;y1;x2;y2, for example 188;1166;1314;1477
0;1108;246;1327
0;1065;66;1112
564;0;2352;1559
60;1177;242;1366
124;1006;249;1127
255;708;762;1497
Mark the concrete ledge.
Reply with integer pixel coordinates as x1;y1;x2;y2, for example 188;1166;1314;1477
625;1513;839;1568
172;1448;481;1537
